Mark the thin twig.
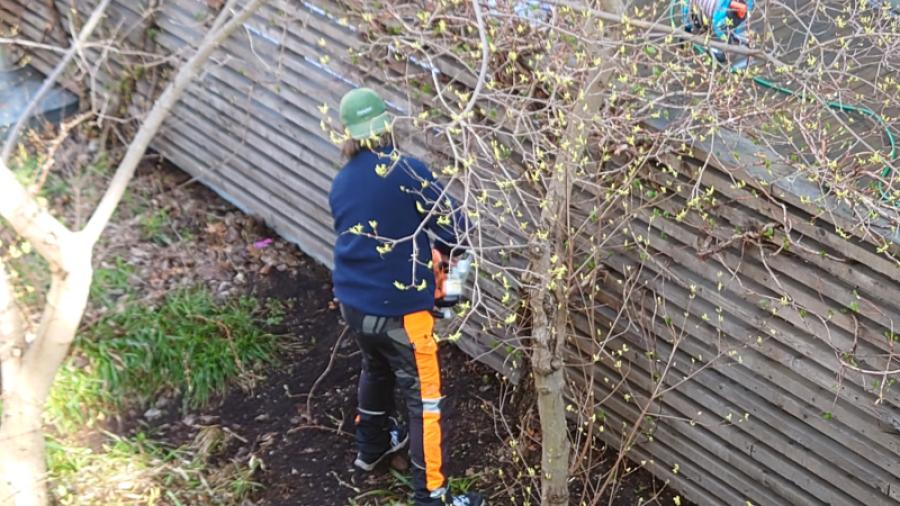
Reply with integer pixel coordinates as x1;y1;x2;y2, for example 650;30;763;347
31;112;94;193
286;424;353;437
81;0;267;245
303;325;349;422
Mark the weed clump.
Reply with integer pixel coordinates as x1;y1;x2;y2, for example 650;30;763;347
49;288;278;429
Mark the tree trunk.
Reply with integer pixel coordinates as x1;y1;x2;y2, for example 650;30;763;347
0;377;50;506
528;4;625;502
0;259;48;506
0;255;92;506
529;161;573;503
533;344;571;505
529;181;571;505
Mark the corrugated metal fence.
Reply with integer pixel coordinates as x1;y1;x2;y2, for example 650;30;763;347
2;1;899;504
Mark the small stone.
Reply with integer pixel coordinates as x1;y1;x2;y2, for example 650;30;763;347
144;408;162;421
390;453;409;472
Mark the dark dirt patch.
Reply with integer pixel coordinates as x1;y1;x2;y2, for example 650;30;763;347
199;269;512;506
132;260;516;505
134;264;688;506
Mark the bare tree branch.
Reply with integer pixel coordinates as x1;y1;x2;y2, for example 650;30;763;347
0;166;72;269
82;0;267;244
0;0;112;164
0;38;67;54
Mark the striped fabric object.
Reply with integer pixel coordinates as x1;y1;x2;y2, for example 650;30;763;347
684;0;752;41
692;0;721;18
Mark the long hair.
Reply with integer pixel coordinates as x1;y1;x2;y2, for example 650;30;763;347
341;133;393;160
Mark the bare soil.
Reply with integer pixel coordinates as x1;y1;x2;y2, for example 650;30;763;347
144;262;518;505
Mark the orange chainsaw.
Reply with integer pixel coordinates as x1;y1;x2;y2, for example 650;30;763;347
432;248;473;318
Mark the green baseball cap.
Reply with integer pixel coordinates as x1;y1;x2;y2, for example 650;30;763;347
339;87;392;140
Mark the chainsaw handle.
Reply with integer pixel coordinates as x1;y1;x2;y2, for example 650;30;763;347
432;248;449;300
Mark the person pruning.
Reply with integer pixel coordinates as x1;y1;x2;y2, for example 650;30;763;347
328;87;484;506
683;0;753;62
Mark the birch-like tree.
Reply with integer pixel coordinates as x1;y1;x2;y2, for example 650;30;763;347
0;1;266;504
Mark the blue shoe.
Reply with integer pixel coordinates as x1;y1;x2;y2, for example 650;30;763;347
353;418;408;471
446;492;485;506
425;488;486;506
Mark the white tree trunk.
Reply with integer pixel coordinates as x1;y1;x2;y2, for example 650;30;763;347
0;254;92;506
0;2;267;504
0;258;44;506
0;374;51;506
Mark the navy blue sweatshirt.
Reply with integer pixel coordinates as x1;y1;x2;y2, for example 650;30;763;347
329;146;467;317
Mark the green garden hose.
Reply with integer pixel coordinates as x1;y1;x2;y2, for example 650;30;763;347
668;0;898;203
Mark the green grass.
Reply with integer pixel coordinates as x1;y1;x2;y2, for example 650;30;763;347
87;288;275;409
45;284;278;504
140;208;176;245
90;256;135;307
47;363;112;433
47;429;261;506
349;470;483;505
448;474;480;495
48;287;279;430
